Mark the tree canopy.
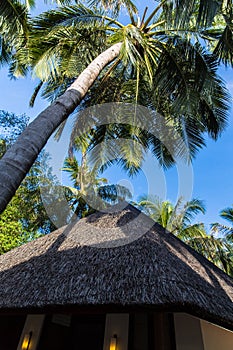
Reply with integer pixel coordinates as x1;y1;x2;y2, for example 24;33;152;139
0;0;232;213
136;195;233;276
211;206;233;242
62;135;132;218
0;0;232;278
0;110;57;253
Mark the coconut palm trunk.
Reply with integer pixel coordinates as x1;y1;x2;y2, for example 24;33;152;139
0;42;122;213
0;1;231;215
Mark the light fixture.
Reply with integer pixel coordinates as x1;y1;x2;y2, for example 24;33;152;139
110;334;117;350
21;331;32;350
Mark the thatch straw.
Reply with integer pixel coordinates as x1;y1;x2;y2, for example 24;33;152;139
0;204;232;330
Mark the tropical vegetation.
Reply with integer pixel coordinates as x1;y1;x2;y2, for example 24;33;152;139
0;0;233;275
0;110;57;253
62;135;132;218
0;0;232;213
136;195;233;276
212;207;233;240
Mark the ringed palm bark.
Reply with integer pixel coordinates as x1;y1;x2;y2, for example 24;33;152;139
0;1;231;213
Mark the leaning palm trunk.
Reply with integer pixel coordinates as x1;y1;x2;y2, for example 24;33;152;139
0;42;122;213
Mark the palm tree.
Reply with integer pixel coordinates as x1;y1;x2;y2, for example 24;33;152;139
0;0;231;213
211;207;233;242
189;233;233;276
136;195;206;241
62;131;132;217
62;155;132;218
209;207;233;275
136;195;233;275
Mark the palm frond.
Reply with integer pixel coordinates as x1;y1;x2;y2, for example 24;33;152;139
211;206;233;242
0;0;28;35
0;0;29;74
189;234;233;275
28;5;110;94
211;222;233;239
182;198;206;224
97;184;132;202
23;0;36;9
152;38;230;154
213;25;233;66
173;0;221;27
87;0;138;17
62;156;81;184
29;81;43;107
0;36;11;66
220;207;233;223
177;223;206;241
32;4;119;32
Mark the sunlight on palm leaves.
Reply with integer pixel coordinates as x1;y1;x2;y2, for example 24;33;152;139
189;233;233;275
0;1;232;206
62;134;132;217
3;2;229;166
211;206;233;242
0;1;29;74
136;195;205;236
135;195;233;275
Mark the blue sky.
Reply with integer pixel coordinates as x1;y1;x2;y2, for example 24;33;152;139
0;1;233;229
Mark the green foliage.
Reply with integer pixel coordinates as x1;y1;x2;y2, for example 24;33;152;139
20;1;230;175
62;132;132;217
136;195;206;236
0;196;27;254
0;1;233;258
211;206;233;242
0;0;29;75
0;192;44;254
0;111;57;253
88;0;137;17
0;139;6;158
0;110;29;143
15;151;58;234
0;153;57;247
0;1;232;176
63;153;132;218
136;195;233;276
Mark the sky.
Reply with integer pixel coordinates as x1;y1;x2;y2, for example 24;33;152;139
0;1;233;230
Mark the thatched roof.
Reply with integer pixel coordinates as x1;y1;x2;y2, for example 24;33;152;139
0;203;232;330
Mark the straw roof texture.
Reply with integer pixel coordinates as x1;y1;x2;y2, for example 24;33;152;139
0;204;232;329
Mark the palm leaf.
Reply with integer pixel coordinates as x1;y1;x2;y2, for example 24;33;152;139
87;0;138;17
173;0;221;27
0;0;29;44
211;206;233;242
214;25;233;66
0;36;11;66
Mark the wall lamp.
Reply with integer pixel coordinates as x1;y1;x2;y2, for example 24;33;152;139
110;334;117;350
21;331;32;350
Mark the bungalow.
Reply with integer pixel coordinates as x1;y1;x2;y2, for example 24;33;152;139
0;203;232;349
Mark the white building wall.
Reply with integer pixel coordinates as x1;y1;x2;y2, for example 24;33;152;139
174;313;204;350
200;319;233;350
174;313;233;350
